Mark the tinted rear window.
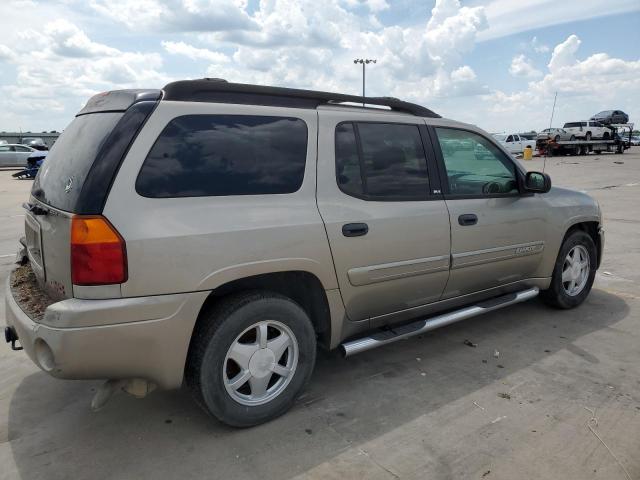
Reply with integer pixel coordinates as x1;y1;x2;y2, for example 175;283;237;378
136;115;307;198
334;122;429;201
563;122;585;128
32;112;123;211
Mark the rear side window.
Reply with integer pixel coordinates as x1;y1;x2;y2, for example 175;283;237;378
563;122;585;128
335;122;429;201
32;112;124;212
136;115;308;198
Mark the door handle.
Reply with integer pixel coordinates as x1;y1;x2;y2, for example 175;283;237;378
458;214;478;226
342;223;369;237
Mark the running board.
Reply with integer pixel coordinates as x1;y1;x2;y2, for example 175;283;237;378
340;287;539;357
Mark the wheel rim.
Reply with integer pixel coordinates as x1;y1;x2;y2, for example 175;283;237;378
561;245;590;296
223;320;299;406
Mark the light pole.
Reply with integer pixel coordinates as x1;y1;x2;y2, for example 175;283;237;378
354;58;376;106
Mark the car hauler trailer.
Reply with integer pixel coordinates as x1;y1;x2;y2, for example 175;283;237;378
537;123;634;156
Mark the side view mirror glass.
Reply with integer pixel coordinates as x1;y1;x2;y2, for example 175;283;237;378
524;171;551;193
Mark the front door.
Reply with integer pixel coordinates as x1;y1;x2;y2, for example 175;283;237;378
0;145;16;166
430;126;548;299
316;111;451;322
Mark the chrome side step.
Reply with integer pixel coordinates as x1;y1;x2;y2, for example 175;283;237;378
340;287;539;357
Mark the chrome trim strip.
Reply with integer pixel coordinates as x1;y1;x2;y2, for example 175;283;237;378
341;287;539;356
347;255;450;286
452;241;544;269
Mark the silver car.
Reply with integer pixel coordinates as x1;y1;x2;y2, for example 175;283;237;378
537;128;575;142
0;144;34;167
4;80;604;427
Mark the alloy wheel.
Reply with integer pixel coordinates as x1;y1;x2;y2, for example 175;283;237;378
223;320;299;406
561;245;590;296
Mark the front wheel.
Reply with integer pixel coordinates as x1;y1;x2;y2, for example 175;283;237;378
540;230;596;309
186;291;317;427
570;135;576;141
585;132;592;141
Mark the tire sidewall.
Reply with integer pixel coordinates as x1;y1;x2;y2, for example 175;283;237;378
549;231;597;308
198;296;316;427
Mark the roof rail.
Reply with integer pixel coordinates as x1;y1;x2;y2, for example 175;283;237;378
162;79;440;118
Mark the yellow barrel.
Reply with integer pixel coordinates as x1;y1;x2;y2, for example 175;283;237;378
523;145;533;160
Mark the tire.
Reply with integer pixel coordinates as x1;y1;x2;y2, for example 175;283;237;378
570;135;576;141
186;291;317;427
554;135;560;142
585;132;592;141
603;132;609;140
594;150;602;155
540;230;596;309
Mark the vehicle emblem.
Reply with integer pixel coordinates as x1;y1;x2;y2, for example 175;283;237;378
64;177;73;194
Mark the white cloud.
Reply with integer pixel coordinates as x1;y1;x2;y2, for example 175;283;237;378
531;36;549;53
509;54;542;78
89;0;254;32
548;34;580;72
424;0;487;65
450;65;476;82
162;41;229;63
0;18;169;130
44;19;119;58
478;0;640;41
0;44;16;62
484;34;640;131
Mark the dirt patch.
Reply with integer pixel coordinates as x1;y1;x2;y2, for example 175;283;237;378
10;264;55;321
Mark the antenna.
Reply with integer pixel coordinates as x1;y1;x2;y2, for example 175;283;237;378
544;92;557;173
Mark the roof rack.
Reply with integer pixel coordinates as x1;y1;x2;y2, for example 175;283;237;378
162;79;440;118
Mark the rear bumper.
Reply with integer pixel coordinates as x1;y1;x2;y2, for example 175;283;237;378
4;278;208;389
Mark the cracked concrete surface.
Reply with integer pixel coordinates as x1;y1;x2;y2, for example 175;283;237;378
1;148;639;480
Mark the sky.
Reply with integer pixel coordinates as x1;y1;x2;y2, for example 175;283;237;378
0;0;639;133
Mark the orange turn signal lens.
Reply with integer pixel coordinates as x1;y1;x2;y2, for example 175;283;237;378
70;216;127;285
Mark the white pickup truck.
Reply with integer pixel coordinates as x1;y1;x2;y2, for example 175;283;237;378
493;133;536;154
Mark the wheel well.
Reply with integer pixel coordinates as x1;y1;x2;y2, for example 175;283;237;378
564;221;601;267
195;271;332;348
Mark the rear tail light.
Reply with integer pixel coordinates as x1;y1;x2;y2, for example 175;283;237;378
71;215;127;285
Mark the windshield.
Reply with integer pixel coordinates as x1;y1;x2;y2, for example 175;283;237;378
32;112;123;212
493;134;507;141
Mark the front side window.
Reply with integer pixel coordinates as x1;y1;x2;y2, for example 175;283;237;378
435;128;519;196
136;115;308;197
335;122;429;201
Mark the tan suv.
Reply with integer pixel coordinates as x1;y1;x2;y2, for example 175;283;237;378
4;80;604;427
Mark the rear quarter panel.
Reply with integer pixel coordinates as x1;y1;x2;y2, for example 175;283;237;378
103;101;339;297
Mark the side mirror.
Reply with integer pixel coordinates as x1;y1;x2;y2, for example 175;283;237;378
524;171;551;193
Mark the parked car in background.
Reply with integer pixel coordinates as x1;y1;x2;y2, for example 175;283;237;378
630;136;640;146
590;110;628;125
0;139;7;145
562;121;611;141
20;137;46;148
0;144;34;167
493;133;536;154
537;128;575;142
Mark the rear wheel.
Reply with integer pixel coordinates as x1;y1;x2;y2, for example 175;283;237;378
540;230;596;309
585;132;592;141
186;291;317;427
570;135;576;141
554;135;560;142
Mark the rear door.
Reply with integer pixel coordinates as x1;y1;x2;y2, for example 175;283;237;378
316;110;450;322
430;126;547;298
